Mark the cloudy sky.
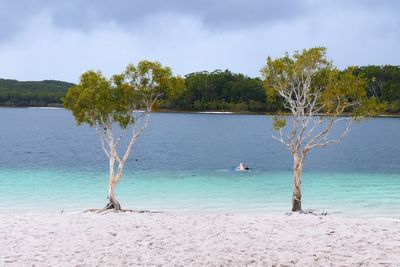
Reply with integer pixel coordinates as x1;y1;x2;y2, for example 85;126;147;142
0;0;399;82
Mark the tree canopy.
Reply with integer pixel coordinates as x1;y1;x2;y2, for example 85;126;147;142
64;60;182;129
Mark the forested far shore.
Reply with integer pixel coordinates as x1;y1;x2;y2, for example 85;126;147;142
1;65;399;113
0;79;74;107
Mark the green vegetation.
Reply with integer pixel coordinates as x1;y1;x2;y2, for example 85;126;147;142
261;47;385;212
0;64;399;114
0;79;74;107
353;65;400;113
64;61;180;211
159;70;269;112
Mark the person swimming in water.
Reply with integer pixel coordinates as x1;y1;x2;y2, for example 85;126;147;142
237;162;249;171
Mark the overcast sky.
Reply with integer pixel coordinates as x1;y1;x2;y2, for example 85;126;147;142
0;0;399;82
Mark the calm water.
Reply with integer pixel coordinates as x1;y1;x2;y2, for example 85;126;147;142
0;108;399;217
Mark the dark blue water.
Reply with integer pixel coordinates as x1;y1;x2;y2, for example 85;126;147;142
1;108;399;173
0;108;399;216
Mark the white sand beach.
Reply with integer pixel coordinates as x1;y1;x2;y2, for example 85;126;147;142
1;212;399;266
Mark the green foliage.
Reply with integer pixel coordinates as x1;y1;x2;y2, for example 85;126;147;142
63;71;132;128
163;69;268;112
261;47;332;111
320;68;368;115
64;61;176;129
166;76;186;102
1;61;399;115
353;65;400;113
261;47;385;118
122;61;175;110
353;97;388;118
0;79;74;107
272;114;286;131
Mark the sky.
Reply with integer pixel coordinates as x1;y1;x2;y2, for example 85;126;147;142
0;0;399;82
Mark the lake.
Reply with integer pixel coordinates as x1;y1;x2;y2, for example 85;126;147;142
0;108;399;217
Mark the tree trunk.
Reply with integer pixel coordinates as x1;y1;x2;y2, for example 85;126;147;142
292;155;303;212
106;154;122;210
106;180;121;210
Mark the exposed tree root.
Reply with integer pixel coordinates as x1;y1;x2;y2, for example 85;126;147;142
82;199;164;214
83;208;153;214
285;209;328;216
83;206;161;214
105;201;122;211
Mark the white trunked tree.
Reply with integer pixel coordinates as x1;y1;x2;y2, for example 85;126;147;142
261;47;384;212
64;61;183;211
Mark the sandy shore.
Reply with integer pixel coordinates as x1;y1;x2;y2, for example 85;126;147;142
1;212;399;266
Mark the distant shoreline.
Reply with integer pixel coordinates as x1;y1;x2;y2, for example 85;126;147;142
1;106;400;117
27;107;64;110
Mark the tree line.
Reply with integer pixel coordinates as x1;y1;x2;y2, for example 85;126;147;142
0;79;74;107
353;65;400;112
1;65;399;113
158;70;270;112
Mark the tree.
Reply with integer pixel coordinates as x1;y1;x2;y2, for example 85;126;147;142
261;47;385;212
64;61;182;211
353;65;400;112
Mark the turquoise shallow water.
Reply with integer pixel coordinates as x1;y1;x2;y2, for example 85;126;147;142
0;108;399;217
0;168;399;217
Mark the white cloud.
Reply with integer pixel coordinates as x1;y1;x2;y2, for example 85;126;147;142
0;1;399;82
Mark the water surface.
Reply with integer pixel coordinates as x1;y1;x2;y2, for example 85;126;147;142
0;108;399;217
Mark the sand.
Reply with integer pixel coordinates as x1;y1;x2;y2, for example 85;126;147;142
1;212;399;266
